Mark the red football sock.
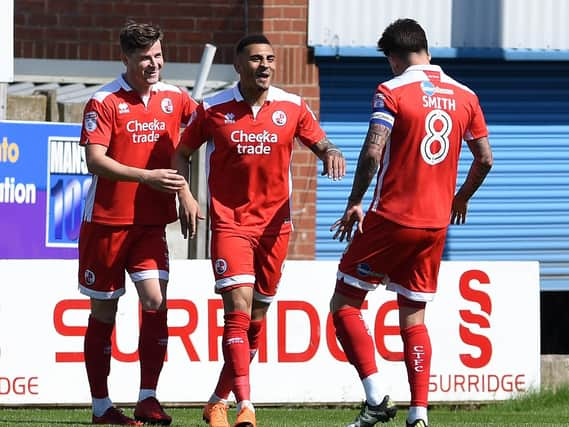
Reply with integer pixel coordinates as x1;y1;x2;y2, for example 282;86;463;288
402;323;432;407
333;307;378;379
247;319;264;356
222;311;251;402
214;319;263;399
139;310;168;390
84;315;114;398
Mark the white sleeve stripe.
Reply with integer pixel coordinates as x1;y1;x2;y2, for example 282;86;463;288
371;111;395;127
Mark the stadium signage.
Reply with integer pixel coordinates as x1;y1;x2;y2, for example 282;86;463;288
0;120;86;258
0;259;539;405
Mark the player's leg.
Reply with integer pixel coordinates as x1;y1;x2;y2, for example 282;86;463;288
205;231;256;427
79;223;141;425
387;225;446;427
398;299;430;427
232;232;289;427
221;287;256;427
331;288;396;426
210;307;265;396
86;299;123;422
129;225;172;425
331;215;397;426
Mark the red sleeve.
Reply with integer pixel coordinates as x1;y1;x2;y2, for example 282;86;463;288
180;88;198;125
80;98;114;147
377;84;398;115
464;95;489;141
179;103;207;150
295;99;326;147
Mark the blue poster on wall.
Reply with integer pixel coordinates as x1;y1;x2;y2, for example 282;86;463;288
0;120;90;259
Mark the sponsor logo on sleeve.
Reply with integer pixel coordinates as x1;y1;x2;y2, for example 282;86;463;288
373;93;385;109
84;112;98;132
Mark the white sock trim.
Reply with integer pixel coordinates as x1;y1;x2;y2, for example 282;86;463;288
138;389;156;402
362;372;383;406
92;397;113;417
209;393;229;404
407;406;428;424
236;400;255;413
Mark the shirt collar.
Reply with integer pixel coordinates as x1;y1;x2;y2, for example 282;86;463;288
232;83;276;103
118;74;157;93
404;64;442;74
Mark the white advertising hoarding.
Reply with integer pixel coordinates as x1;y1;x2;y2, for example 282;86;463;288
0;260;539;405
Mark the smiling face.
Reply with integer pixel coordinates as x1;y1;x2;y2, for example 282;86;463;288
234;42;275;103
122;40;163;95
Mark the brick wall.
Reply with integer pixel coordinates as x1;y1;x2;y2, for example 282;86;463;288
260;0;320;259
14;0;256;63
14;0;319;259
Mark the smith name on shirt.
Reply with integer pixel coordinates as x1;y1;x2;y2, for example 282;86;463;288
422;95;456;111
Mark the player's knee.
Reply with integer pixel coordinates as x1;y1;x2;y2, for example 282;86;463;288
90;298;118;324
140;295;165;311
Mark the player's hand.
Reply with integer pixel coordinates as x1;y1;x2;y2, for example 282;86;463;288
330;202;364;242
451;193;468;224
178;187;205;239
321;149;346;181
143;169;187;193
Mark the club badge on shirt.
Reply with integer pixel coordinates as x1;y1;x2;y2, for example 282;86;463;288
161;98;174;114
272;110;287;126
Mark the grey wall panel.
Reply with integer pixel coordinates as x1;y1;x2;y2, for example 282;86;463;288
308;0;569;50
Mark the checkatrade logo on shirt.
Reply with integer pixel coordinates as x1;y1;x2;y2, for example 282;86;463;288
126;119;166;143
231;130;278;155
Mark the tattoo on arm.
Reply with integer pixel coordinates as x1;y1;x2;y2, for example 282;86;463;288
348;123;390;203
309;137;341;158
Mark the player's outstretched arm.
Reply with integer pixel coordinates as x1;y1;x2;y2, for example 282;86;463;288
451;136;493;224
330;122;389;241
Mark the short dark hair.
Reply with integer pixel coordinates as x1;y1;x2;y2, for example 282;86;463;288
235;34;272;55
119;21;163;56
377;18;428;57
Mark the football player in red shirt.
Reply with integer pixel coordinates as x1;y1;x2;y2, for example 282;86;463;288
173;34;345;427
329;19;493;427
78;21;198;426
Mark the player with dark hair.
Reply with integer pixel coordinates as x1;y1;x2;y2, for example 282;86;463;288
173;34;345;427
78;21;198;425
329;18;493;427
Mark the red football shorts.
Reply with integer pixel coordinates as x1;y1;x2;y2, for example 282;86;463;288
78;222;169;300
337;214;447;302
210;230;290;303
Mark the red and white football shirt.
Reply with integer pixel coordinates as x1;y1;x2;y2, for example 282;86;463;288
179;85;326;235
369;64;488;228
80;75;197;225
